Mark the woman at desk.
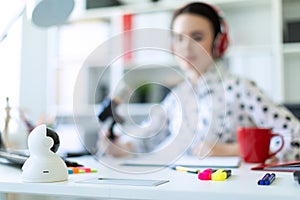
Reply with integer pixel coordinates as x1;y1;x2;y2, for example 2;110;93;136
98;2;300;161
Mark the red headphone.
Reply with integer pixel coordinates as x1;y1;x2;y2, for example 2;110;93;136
214;17;229;58
208;4;229;58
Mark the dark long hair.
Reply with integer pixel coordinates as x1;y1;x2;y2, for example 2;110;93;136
171;2;221;39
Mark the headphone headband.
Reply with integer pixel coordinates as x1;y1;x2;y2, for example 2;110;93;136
201;2;229;58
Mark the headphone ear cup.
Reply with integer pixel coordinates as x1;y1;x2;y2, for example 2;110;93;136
219;32;229;57
214;32;229;58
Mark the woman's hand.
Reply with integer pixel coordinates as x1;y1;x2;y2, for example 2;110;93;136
98;131;133;158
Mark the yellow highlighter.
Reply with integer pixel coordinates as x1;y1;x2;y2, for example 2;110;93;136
172;166;200;174
211;169;231;181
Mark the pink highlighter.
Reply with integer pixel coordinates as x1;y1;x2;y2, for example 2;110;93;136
198;168;217;180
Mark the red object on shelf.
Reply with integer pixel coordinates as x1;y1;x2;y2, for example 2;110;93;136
123;13;133;63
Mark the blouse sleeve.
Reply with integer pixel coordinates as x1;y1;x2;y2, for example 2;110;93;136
240;79;300;160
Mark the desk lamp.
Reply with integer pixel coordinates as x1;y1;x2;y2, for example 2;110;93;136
0;0;74;43
27;0;74;27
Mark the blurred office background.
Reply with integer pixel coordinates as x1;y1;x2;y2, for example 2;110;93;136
1;0;300;155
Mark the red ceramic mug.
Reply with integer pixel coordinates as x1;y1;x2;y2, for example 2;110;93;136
237;127;284;163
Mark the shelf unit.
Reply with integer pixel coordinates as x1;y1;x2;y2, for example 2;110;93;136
42;0;300;117
282;0;300;102
283;43;300;54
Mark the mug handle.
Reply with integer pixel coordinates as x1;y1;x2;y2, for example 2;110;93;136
268;134;284;158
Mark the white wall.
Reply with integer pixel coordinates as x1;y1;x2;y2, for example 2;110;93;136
19;15;49;122
0;1;23;108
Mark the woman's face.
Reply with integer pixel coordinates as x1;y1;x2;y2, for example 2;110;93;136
172;13;215;78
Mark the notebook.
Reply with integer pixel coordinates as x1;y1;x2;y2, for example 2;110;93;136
77;178;169;187
0;150;28;165
251;161;300;172
121;155;241;168
0;150;82;167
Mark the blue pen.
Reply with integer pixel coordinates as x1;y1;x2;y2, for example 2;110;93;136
293;171;300;184
257;173;270;185
264;173;276;185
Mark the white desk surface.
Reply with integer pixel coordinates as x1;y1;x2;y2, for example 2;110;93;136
0;156;299;200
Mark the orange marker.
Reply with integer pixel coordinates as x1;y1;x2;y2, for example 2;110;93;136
68;167;97;174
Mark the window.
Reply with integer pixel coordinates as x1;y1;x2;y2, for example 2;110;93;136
0;0;23;107
55;20;110;113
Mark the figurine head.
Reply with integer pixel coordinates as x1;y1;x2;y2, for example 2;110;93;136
28;124;60;155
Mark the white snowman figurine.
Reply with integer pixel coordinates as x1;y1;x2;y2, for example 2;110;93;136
21;124;68;182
